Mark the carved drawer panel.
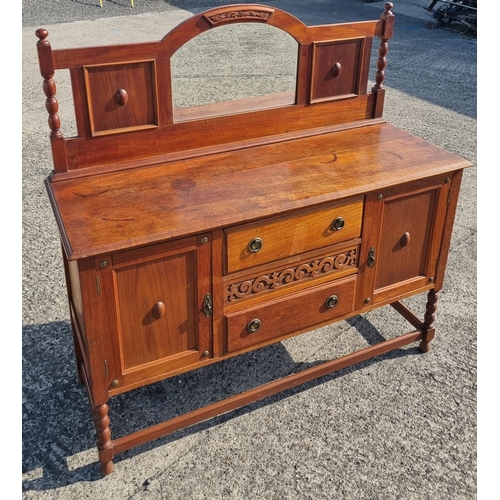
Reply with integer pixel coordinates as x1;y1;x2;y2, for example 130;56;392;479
225;275;356;353
225;197;363;274
224;241;359;307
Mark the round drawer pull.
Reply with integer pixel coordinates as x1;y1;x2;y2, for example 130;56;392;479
248;237;263;253
401;232;411;247
325;295;339;309
331;62;342;78
247;319;261;333
152;301;166;319
115;88;128;106
331;217;345;231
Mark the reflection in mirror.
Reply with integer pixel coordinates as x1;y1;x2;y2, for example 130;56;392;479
171;24;298;122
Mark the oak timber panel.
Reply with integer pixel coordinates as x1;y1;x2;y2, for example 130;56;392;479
310;38;365;103
225;275;356;353
225;197;363;273
355;176;452;310
109;236;212;385
375;189;436;289
83;61;158;136
46;124;472;261
62;95;376;170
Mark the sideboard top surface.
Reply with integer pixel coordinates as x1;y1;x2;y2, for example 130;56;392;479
47;122;471;260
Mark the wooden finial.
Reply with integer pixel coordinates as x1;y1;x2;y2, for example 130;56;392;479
35;28;49;44
383;2;394;17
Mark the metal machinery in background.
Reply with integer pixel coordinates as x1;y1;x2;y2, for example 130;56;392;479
425;0;477;36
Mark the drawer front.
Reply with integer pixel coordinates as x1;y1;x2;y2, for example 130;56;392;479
225;275;356;353
225;198;363;273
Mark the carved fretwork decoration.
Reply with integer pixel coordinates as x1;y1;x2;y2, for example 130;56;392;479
226;247;358;302
204;9;274;26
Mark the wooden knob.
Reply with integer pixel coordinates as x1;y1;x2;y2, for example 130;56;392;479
115;88;128;106
331;62;341;78
401;232;411;247
152;302;166;319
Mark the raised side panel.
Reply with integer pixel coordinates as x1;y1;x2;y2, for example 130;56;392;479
310;38;366;103
355;175;451;309
84;61;158;136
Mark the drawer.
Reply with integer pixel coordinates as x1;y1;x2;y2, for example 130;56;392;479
225;197;363;273
225;275;356;353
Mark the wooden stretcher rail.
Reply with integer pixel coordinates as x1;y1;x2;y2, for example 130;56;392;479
112;325;424;457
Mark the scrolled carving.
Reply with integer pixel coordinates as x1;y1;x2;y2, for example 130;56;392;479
226;247;358;302
204;8;274;26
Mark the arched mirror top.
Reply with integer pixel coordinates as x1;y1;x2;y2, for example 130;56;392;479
170;22;299;122
161;4;308;55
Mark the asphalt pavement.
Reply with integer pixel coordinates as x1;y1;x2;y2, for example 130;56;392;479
22;1;477;498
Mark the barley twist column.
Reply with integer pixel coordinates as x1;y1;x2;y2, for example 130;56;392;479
419;289;438;352
35;29;62;138
93;403;114;475
372;3;395;92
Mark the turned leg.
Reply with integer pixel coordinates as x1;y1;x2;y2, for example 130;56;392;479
419;289;437;353
93;403;114;475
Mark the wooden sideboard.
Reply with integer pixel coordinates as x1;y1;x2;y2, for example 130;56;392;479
36;3;471;475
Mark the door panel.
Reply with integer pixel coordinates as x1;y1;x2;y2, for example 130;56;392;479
115;251;196;369
375;190;436;290
355;176;450;309
109;235;212;386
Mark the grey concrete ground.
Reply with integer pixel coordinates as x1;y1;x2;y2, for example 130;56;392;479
22;1;477;498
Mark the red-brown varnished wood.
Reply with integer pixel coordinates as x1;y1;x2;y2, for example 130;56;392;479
83;61;159;136
36;4;473;477
37;4;393;173
223;240;360;309
103;235;213;390
225;275;356;353
46;123;470;261
434;169;464;291
310;38;367;103
225;198;363;273
60;95;377;170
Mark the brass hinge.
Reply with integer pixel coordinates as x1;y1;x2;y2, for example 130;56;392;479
96;276;101;295
104;359;109;378
447;188;452;204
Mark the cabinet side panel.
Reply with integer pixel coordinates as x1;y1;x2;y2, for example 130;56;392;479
68;260;85;329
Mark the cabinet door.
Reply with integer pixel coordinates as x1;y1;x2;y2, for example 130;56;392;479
356;176;452;308
109;235;212;389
